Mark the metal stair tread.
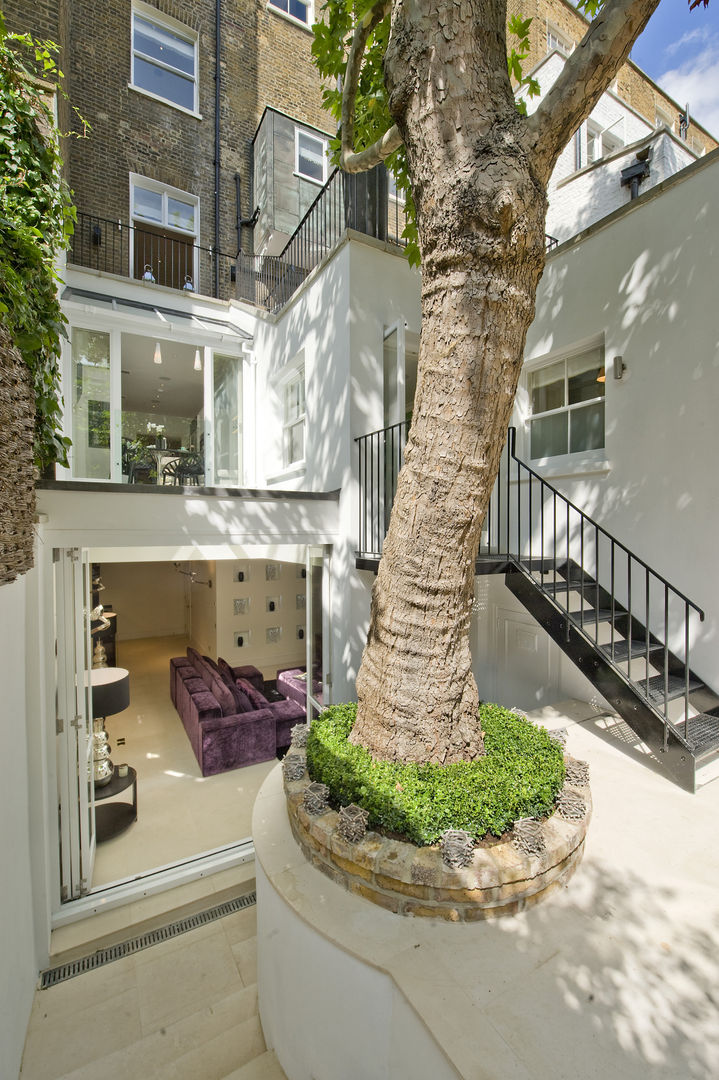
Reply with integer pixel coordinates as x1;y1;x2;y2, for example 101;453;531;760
643;673;704;704
542;580;599;596
568;607;620;625
684;713;719;758
600;639;664;661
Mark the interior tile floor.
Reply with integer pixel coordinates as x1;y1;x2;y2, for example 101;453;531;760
20;884;286;1080
92;635;276;888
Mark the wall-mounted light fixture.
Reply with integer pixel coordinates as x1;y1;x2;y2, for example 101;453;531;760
612;355;625;380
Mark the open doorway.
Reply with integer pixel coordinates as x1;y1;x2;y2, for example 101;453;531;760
57;547;327;900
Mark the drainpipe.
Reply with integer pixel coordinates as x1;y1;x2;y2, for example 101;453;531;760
620;147;652;201
235;174;260;254
214;0;221;297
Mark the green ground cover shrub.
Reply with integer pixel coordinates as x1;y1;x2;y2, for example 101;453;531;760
306;702;565;845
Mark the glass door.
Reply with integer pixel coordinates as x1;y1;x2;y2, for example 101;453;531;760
55;548;96;901
306;546;331;718
68;327;122;481
212;353;243;486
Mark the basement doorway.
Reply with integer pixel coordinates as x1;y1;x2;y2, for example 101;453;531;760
53;545;329;920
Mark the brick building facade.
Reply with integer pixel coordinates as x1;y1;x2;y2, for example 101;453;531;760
507;0;717;156
4;0;331;273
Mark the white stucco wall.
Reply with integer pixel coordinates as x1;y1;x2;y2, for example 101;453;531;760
0;574;40;1080
517;149;719;688
546;130;695;243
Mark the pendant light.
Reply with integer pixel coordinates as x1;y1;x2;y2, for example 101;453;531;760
194;349;202;372
153;341;162;365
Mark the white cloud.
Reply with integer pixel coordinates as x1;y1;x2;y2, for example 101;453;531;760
664;26;710;57
659;41;719;138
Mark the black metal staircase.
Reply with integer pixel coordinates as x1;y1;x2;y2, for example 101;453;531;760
355;424;719;790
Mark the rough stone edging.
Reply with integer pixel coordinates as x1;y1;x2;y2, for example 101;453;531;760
282;746;592;921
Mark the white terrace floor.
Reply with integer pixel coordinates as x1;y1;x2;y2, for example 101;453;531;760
20;699;719;1080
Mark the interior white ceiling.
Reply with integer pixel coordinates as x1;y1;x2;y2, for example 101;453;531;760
121;332;204;417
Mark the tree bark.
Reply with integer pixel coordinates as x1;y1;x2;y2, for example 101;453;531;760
352;0;548;762
350;0;663;763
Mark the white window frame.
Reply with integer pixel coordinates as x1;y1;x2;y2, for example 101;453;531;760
130;173;199;236
267;0;313;31
129;173;200;287
546;23;573;56
525;343;606;463
282;361;306;470
130;2;199;117
294;128;329;186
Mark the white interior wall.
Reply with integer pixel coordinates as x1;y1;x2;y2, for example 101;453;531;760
215;559;307;678
0;575;38;1080
99;561;188;640
188;560;217;656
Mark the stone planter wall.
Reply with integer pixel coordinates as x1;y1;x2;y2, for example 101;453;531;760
283;749;591;921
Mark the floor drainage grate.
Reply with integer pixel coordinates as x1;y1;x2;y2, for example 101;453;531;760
40;890;256;989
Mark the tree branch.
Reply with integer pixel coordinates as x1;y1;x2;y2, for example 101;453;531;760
339;0;403;173
525;0;662;180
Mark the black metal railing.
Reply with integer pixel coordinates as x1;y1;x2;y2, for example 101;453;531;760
69;213;238;300
355;420;409;558
355;421;705;745
248;166;407;314
501;427;704;746
71;196;559;312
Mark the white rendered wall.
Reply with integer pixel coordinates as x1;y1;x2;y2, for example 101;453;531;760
0;575;39;1080
99;560;188;640
546;130;695;243
517;150;719;689
188;559;217;656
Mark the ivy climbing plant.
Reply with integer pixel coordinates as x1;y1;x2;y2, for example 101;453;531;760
0;13;78;470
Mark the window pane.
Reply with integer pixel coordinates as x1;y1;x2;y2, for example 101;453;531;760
134;56;195;110
286;420;305;464
167;196;195;233
71;330;112;480
270;0;290;13
289;0;309;22
530;413;567;459
297;132;325;182
134;16;195;75
285;374;305;423
529;360;564;414
133;184;163;223
568;348;604;404
570;402;605;453
214;355;242;485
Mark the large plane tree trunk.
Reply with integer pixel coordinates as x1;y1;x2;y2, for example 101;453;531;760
352;0;548;763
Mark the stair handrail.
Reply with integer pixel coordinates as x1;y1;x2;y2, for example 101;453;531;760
506;427;704;620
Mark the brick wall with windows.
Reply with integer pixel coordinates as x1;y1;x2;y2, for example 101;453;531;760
506;0;717;155
5;0;330;277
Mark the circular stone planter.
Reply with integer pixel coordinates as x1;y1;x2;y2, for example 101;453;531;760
283;749;591;920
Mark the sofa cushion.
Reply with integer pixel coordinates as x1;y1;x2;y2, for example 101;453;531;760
236;677;268;710
213;658;252;713
230;664;265;693
186;647;237;717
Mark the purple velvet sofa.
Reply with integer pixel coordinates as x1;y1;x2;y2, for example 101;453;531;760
170;648;305;777
277;667;323;709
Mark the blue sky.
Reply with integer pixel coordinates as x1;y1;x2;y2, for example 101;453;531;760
629;0;719;136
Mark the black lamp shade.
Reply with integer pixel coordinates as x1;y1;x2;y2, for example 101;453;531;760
91;667;130;718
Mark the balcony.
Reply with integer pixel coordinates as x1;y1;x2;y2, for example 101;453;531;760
69;215;239;302
70;173;557;315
